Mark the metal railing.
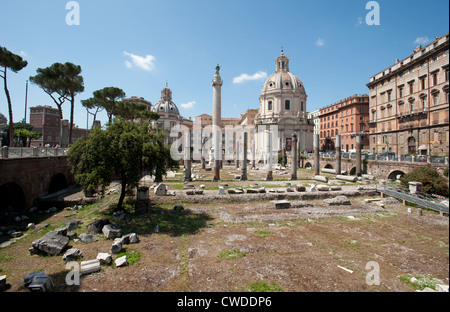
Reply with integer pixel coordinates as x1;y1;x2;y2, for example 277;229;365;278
0;146;69;159
377;184;449;214
304;152;448;164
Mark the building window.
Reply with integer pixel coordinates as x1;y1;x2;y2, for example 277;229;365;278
268;101;273;111
399;86;404;97
301;102;304;111
434;94;439;106
432;72;438;86
360;124;364;132
285;100;290;110
409;82;414;94
421;78;426;90
422;98;426;110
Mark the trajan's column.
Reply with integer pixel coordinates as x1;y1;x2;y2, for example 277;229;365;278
212;64;223;181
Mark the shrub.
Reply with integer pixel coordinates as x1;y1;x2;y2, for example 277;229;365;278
444;168;449;178
400;167;449;196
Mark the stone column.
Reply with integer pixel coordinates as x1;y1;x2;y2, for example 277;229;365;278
356;135;362;176
60;119;69;148
184;130;192;182
240;132;248;181
212;65;223;182
336;135;341;176
266;131;273;181
235;140;240;169
2;146;8;159
314;134;320;176
291;134;297;180
282;147;287;167
201;138;206;169
251;139;256;169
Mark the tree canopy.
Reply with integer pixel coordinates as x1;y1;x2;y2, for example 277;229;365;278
68;118;178;211
82;87;159;126
30;62;84;146
0;46;28;147
13;128;42;147
400;166;449;197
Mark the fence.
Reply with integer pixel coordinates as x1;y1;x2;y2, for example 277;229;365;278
376;183;449;214
0;146;69;159
305;152;448;164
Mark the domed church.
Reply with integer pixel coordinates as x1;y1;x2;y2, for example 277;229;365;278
151;83;192;145
256;51;314;157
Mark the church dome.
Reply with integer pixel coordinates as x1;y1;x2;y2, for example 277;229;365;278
262;71;306;94
0;112;7;125
261;50;306;94
152;85;180;116
258;51;308;121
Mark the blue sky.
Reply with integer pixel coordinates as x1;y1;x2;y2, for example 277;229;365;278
0;0;448;128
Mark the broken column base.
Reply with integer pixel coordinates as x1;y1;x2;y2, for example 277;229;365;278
135;200;149;215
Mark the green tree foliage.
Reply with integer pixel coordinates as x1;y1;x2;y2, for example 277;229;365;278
0;46;28;147
400;167;449;197
82;87;159;126
89;87;126;124
114;100;160;121
1;122;34;146
81;97;104;128
68;118;178;210
13;128;42;147
30;62;84;145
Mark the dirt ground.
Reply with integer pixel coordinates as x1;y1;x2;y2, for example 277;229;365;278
0;166;448;293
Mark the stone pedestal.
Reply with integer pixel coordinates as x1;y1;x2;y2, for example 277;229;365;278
135;186;149;214
408;182;423;194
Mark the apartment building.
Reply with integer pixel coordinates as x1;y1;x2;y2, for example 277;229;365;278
318;94;370;152
367;33;449;156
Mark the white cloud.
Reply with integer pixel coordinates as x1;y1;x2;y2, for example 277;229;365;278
232;71;267;84
316;38;325;47
414;36;430;45
123;51;156;71
20;51;27;57
180;101;196;109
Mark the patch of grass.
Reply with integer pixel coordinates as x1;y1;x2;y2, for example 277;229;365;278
0;254;15;263
217;249;246;260
343;239;362;252
248;281;284;292
115;248;141;266
253;230;273;238
399;273;443;291
122;206;213;237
